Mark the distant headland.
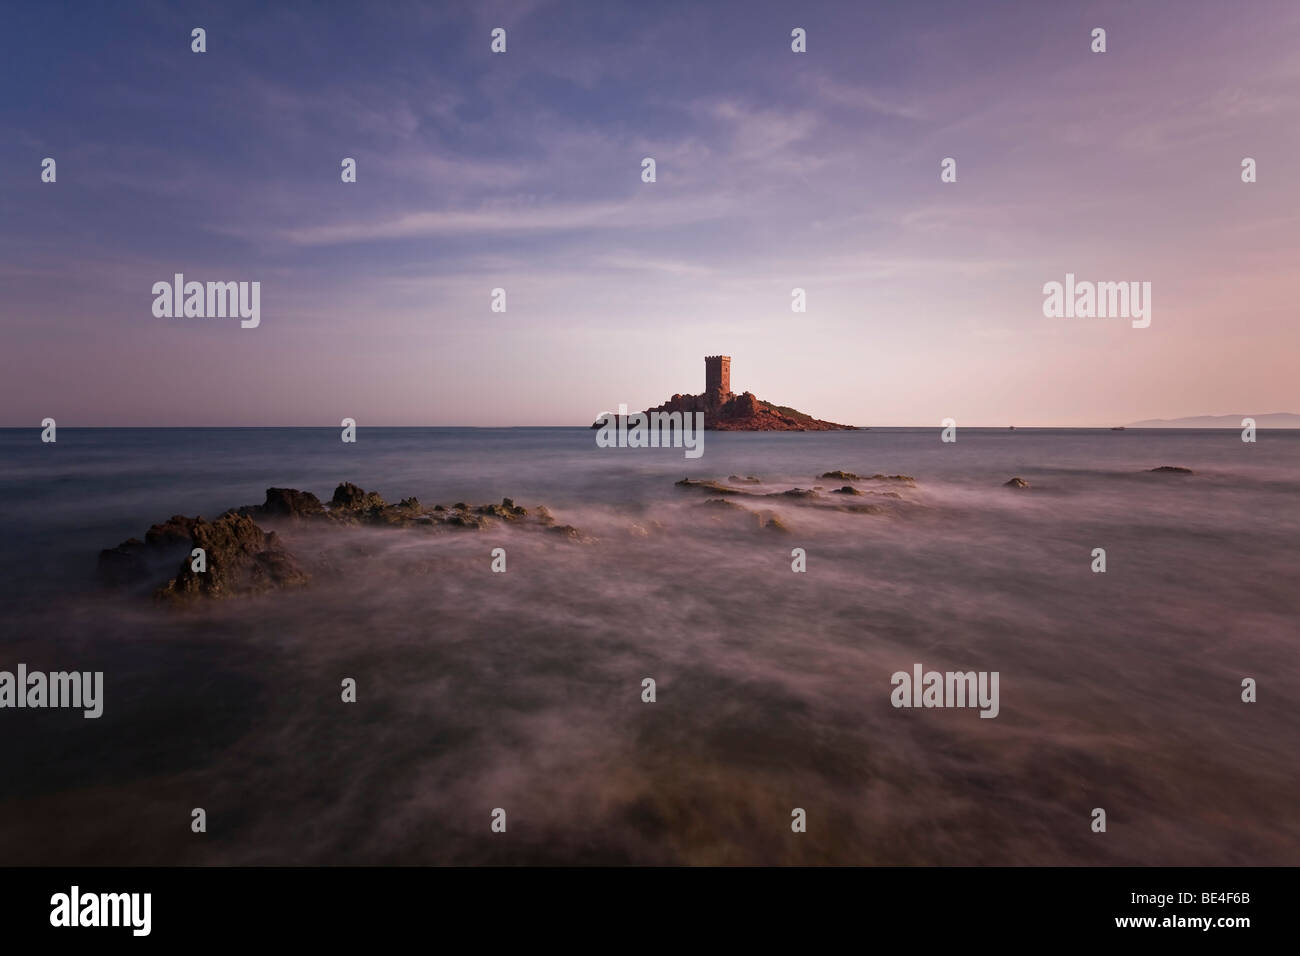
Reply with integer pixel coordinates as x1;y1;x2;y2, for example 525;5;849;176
1126;412;1300;428
591;356;855;431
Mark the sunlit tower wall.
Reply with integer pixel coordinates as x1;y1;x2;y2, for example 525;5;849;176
704;355;731;398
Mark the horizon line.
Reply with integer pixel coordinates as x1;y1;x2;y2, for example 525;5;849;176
5;423;1299;431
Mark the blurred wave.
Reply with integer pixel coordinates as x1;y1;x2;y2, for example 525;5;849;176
0;427;1297;864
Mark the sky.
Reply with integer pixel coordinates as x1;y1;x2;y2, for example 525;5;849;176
2;0;1298;427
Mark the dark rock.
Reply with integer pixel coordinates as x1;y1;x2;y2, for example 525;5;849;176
100;484;582;600
820;470;859;481
259;487;325;519
1003;477;1030;488
476;498;528;520
331;482;388;512
831;486;862;495
158;513;309;601
445;512;484;529
1150;466;1194;474
145;515;199;546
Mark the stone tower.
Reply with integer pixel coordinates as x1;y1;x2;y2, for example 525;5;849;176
704;355;732;400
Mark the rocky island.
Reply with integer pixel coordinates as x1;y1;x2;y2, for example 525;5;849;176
592;355;855;431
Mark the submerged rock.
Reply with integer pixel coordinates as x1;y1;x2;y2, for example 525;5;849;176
699;497;743;510
1150;466;1194;474
676;477;745;495
762;513;791;533
1003;477;1030;489
776;488;818;498
677;475;908;515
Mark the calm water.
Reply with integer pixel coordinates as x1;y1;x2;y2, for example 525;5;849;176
0;427;1297;864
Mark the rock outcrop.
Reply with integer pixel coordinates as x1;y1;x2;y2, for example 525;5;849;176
99;483;581;602
158;513;309;601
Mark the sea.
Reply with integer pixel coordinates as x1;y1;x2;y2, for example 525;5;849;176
0;426;1296;864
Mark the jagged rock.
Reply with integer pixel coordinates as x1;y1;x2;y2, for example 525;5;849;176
101;484;582;600
331;482;388;512
728;475;762;484
774;488;818;498
821;470;859;481
1003;477;1030;488
146;515;199;545
158;513;309;601
870;474;915;484
258;487;325;519
831;486;862;496
1150;466;1194;474
476;498;528;520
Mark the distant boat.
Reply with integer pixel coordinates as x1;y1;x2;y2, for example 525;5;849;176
1008;425;1015;430
1111;426;1126;431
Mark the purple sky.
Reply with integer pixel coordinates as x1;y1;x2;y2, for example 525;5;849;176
2;0;1298;426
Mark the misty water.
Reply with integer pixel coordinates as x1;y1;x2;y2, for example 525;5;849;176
1;427;1297;864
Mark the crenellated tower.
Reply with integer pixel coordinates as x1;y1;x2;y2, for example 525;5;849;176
704;355;732;400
